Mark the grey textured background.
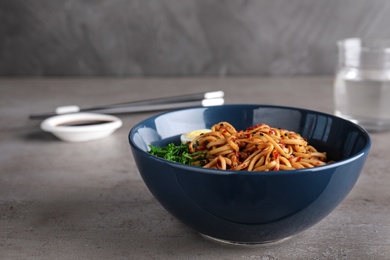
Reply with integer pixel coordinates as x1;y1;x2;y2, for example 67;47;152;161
1;0;390;77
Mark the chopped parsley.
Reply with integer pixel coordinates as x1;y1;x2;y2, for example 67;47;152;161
149;143;195;164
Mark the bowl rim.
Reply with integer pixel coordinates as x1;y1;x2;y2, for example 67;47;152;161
129;104;371;176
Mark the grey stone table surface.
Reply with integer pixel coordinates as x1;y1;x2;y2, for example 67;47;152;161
0;77;389;259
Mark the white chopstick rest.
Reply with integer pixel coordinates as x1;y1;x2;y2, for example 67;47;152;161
202;97;224;107
40;113;122;142
55;105;80;114
204;91;224;99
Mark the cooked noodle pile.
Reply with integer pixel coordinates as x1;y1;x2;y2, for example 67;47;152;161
188;122;328;171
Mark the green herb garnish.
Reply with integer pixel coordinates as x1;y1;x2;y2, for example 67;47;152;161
149;143;196;164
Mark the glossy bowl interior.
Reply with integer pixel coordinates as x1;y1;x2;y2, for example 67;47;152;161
129;105;371;244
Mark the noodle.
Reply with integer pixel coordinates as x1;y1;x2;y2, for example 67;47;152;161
188;122;328;171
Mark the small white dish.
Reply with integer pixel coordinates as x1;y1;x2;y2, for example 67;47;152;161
40;113;122;142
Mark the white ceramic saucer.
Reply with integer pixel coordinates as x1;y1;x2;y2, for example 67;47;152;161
40;113;122;142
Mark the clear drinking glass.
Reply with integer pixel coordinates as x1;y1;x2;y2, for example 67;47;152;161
334;38;390;132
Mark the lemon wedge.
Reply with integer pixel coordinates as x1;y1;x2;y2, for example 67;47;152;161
180;129;211;144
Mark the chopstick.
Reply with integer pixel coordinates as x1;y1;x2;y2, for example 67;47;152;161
29;91;224;119
69;98;224;115
82;90;224;110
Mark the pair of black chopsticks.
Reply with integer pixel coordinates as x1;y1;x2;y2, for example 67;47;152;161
29;91;225;120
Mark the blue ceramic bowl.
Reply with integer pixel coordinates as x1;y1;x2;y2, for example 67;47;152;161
129;105;371;244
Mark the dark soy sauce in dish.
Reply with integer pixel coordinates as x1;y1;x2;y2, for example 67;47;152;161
56;120;113;127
